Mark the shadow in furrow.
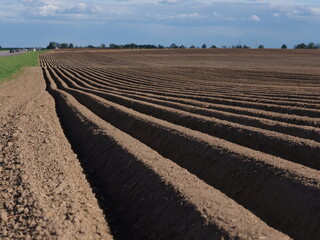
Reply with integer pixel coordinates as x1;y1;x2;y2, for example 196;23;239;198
43;68;131;240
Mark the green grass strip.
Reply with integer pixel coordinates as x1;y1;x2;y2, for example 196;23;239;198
0;51;42;83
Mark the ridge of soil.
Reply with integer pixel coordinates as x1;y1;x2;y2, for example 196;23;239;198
43;66;320;239
45;65;291;240
39;49;320;240
0;67;112;240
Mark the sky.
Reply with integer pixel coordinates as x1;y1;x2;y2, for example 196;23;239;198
0;0;320;48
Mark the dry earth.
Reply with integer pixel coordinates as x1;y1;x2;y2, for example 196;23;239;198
0;67;113;239
1;49;320;239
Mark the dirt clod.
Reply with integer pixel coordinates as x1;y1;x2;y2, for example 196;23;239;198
0;211;8;222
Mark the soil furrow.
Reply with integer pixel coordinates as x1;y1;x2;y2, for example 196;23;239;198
65;67;320;127
90;66;320;96
50;67;320;169
80;67;320;107
63;68;320;142
42;67;291;240
44;66;320;240
70;67;320;112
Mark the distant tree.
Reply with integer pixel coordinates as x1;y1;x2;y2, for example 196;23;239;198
100;43;106;48
60;43;69;48
139;44;157;49
258;45;264;49
106;43;164;50
189;45;196;48
210;45;217;48
243;45;250;49
69;43;74;48
109;43;118;49
281;44;287;49
307;42;317;49
201;44;207;49
170;43;178;48
87;45;95;48
295;43;307;49
180;45;186;49
294;42;320;49
47;42;58;49
124;43;137;49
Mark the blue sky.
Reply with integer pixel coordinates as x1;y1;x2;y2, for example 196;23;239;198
0;0;320;48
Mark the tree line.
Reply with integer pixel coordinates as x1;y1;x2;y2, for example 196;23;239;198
46;42;320;50
294;42;320;49
47;42;74;49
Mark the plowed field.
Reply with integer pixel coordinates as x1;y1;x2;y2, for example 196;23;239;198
2;49;319;240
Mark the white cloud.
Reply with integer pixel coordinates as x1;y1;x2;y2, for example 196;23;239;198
213;11;221;17
309;7;320;15
159;0;181;4
158;12;200;19
249;14;261;21
270;5;320;19
288;9;300;17
38;3;59;16
72;3;87;11
1;0;320;25
61;2;102;14
176;13;200;18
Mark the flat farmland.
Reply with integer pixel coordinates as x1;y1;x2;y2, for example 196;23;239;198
40;49;320;240
1;49;319;239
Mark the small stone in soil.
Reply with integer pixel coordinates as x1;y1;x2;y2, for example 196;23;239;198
0;210;8;222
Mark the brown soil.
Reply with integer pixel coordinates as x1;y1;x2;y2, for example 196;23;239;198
1;49;320;239
0;67;112;239
44;66;290;240
48;67;320;169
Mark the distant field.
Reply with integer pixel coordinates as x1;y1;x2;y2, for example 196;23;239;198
0;51;41;82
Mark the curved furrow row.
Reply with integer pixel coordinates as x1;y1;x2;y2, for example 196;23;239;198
88;67;320;103
92;68;320;105
65;67;320;118
62;67;320;128
77;67;320;108
143;66;320;88
43;66;320;240
69;67;295;98
50;61;315;100
42;68;292;240
132;67;320;96
49;67;320;169
58;70;320;142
